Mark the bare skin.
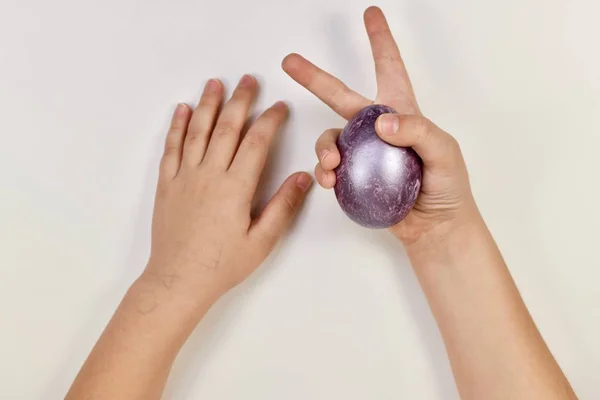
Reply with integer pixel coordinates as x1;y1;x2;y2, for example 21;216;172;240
66;6;577;400
283;6;577;400
66;76;313;400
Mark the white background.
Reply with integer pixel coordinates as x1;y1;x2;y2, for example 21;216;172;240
1;0;599;398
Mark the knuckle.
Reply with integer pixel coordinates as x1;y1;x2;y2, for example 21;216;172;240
411;116;433;144
166;124;183;136
282;193;298;213
316;129;339;154
245;131;269;148
185;127;199;138
374;52;402;67
163;143;180;156
213;124;237;138
329;84;351;110
170;121;185;131
183;130;202;145
411;115;430;133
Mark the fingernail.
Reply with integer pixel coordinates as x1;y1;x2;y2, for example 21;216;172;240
273;100;287;110
240;74;255;87
175;103;187;116
378;114;399;135
205;79;219;92
296;173;313;192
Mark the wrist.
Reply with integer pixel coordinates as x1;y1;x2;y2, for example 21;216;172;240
143;257;228;305
133;269;218;327
403;210;488;268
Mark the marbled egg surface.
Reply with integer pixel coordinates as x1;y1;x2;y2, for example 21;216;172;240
334;104;423;229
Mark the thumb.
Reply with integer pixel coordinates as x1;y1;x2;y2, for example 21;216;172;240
249;172;313;249
375;113;461;169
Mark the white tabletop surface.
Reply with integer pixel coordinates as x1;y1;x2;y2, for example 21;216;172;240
1;0;599;399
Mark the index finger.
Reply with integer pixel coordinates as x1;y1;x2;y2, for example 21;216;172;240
282;53;371;120
364;6;419;112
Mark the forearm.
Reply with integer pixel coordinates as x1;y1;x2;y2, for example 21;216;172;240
407;215;576;400
66;272;212;400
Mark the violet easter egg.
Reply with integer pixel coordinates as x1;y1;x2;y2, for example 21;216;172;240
334;104;422;229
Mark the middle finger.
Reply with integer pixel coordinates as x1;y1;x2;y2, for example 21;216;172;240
203;74;258;169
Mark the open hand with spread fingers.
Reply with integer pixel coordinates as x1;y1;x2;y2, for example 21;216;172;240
145;75;313;306
282;6;479;248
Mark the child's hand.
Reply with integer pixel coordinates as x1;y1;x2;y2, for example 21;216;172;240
282;6;478;249
145;76;313;305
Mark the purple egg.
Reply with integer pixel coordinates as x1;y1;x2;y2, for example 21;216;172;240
334;104;422;229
